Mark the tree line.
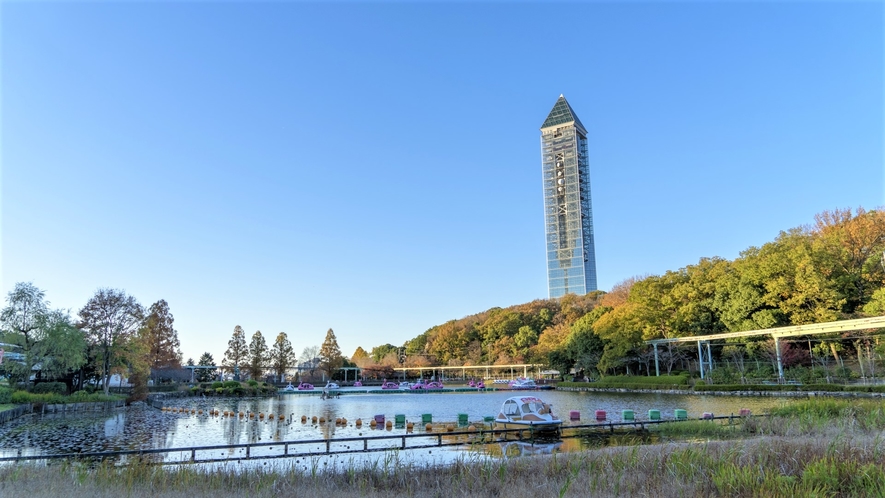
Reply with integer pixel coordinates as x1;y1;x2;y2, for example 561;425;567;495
211;326;346;383
351;208;885;381
0;286;182;397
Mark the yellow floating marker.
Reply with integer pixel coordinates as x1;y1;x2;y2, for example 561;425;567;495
312;416;318;423
355;418;362;426
446;424;454;432
370;419;377;427
425;423;433;431
468;425;476;432
278;414;285;420
301;415;307;423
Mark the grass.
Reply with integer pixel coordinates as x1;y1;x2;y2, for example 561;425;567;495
2;435;884;497
2;397;885;497
0;404;13;413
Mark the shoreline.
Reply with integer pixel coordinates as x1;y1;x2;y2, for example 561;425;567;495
556;386;885;398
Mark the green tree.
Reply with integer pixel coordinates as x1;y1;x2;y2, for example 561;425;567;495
370;343;398;363
1;284;87;390
77;288;144;395
196;352;217;382
33;309;87;383
319;328;343;380
247;330;269;380
222;325;248;378
270;332;295;382
142;299;182;384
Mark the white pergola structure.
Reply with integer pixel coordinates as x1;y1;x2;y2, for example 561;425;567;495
645;315;885;381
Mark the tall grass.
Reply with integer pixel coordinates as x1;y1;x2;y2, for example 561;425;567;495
3;434;885;497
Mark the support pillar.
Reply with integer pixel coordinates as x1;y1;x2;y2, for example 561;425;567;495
774;336;785;381
697;341;705;379
653;343;660;377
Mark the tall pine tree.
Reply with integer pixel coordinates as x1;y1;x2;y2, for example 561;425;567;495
196;352;217;382
222;325;247;379
142;300;182;384
319;328;343;380
270;332;296;382
247;330;269;380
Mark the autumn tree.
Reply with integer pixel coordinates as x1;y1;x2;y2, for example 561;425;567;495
142;300;182;384
77;288;144;395
319;328;343;379
222;325;248;379
247;330;269;380
196;352;217;382
270;332;296;382
351;346;369;362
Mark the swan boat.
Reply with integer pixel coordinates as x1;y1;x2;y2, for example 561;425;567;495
494;396;562;433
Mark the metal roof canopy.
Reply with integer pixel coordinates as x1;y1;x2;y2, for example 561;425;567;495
644;315;885;380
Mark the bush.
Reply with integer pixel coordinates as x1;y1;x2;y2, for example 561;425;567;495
0;387;11;404
211;381;223;389
223;380;240;388
33;382;67;395
247;379;259;387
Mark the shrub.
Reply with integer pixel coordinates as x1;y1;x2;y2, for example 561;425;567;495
223;380;240;388
0;387;11;404
33;382;67;395
247;379;258;387
211;381;223;389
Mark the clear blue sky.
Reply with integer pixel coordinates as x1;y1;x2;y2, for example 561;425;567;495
2;1;883;365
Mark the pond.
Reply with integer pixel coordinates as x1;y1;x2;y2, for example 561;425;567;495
0;389;795;467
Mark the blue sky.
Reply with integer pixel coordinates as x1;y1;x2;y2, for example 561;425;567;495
2;1;882;365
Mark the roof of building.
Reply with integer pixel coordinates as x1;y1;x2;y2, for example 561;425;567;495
541;94;586;132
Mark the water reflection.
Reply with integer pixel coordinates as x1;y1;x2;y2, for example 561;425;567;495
0;391;794;462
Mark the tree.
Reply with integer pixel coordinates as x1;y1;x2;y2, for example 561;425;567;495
142;300;182;384
270;332;296;382
77;288;144;395
196;352;217;382
126;325;151;401
247;330;269;380
299;345;320;377
351;346;369;362
33;309;87;383
319;328;343;380
0;282;48;389
222;325;248;379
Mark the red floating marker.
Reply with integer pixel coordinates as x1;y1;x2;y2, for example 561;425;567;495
569;410;580;420
595;409;606;420
739;409;751;417
702;412;714;419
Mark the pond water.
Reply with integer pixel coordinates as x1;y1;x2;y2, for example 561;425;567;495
0;389;795;467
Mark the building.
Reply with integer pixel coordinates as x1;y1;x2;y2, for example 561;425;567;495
540;95;597;298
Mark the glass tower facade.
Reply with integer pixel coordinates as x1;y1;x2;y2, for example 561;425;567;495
540;95;597;298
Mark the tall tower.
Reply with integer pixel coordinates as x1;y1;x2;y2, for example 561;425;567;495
540;95;597;298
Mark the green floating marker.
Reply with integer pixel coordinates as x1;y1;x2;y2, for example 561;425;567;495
648;409;661;420
622;409;634;421
674;409;687;420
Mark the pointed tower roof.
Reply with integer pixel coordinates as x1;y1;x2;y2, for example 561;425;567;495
541;94;586;133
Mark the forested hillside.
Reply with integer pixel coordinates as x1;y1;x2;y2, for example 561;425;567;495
357;208;885;379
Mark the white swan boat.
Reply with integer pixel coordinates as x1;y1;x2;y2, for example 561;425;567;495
494;396;562;433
